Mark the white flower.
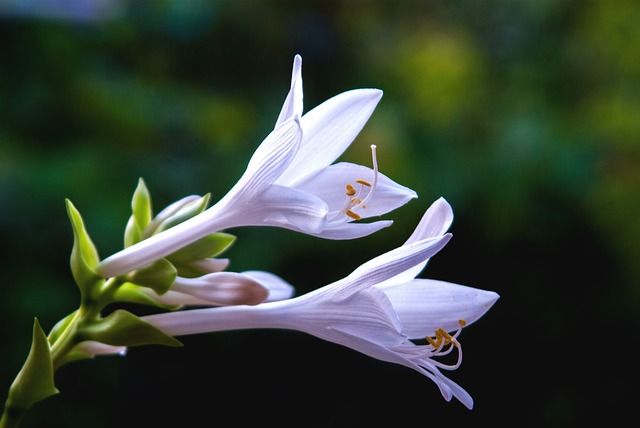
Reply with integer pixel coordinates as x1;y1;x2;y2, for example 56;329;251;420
273;54;417;239
97;55;415;278
141;198;499;409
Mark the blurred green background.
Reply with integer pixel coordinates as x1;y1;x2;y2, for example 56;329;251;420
1;0;638;426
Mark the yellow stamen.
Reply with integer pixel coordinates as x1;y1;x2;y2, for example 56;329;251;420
338;145;379;221
345;210;362;220
426;321;466;350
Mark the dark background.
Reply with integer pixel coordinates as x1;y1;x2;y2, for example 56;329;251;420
1;1;638;427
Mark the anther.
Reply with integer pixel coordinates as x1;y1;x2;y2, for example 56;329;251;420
345;184;356;196
355;179;372;187
338;145;379;221
345;210;362;220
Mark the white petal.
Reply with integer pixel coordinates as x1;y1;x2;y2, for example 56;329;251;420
435;374;474;410
381;279;500;339
242;270;296;302
292;162;417;217
309;220;393;240
376;198;454;288
254;184;328;234
275;54;303;127
227;116;303;201
334;234;452;300
276;89;383;185
404;197;454;245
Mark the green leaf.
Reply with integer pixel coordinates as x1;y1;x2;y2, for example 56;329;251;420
126;258;177;295
6;319;59;411
66;199;103;295
167;232;236;263
79;309;182;348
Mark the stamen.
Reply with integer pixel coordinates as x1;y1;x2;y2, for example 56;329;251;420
356;145;378;209
355;179;372;187
345;184;356;196
338;145;380;222
424;319;466;371
345;210;362;220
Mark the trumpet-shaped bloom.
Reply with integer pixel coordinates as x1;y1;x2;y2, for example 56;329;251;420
141;198;499;408
273;55;417;239
98;55;415;279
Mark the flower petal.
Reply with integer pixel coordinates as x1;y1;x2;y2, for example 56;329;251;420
325;326;471;407
308;220;393;240
276;89;383;185
404;197;454;245
275;54;303;127
293;162;417;217
376;198;454;288
380;279;500;339
334;234;452;299
254;184;328;234
226;116;303;201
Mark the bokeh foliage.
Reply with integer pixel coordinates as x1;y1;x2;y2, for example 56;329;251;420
1;1;638;427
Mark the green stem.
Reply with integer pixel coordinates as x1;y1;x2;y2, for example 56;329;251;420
1;277;125;428
0;404;26;428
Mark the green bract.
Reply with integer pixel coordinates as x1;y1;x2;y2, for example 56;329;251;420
66;199;103;297
167;232;236;264
5;319;59;412
126;258;177;295
112;282;180;309
78;309;182;348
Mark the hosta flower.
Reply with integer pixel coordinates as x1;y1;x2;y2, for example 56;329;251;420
97;55;415;279
141;198;499;408
273;55;417;239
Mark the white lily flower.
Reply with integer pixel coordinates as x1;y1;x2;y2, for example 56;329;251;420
141;198;499;409
274;54;417;239
98;55;415;278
